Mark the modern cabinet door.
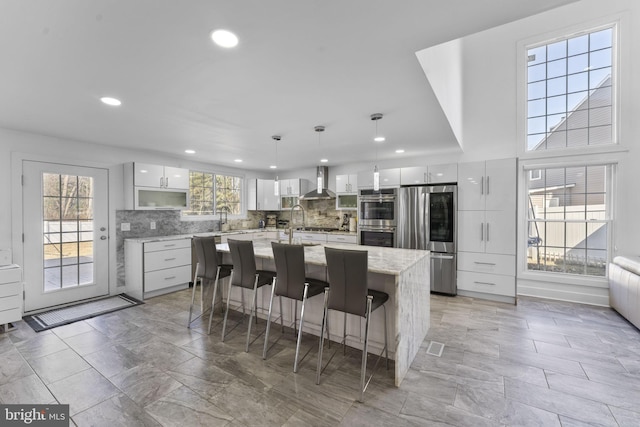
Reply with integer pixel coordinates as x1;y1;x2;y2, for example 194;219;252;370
457;161;486;211
484;159;516;211
134;163;165;188
163;166;190;189
458;210;515;255
380;168;401;187
257;179;280;211
400;167;429;185
428;163;458;184
336;174;357;193
458;211;485;253
484;210;516;255
133;163;189;189
458;159;515;211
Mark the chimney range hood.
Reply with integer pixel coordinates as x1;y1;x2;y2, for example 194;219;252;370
299;166;335;200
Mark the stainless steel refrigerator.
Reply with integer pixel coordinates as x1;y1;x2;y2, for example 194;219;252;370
398;185;457;295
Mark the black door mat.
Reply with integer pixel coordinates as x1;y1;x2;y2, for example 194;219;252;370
23;294;143;332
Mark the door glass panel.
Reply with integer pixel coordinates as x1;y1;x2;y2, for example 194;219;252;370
42;173;95;291
429;193;454;242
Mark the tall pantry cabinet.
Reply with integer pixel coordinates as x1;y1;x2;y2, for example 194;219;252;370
457;158;517;303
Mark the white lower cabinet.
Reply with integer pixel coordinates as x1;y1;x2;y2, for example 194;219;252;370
457;270;515;297
125;238;192;300
0;265;23;328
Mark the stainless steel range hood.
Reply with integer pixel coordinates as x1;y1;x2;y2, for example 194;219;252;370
300;166;335;200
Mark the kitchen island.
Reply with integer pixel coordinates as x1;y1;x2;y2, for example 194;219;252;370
218;239;430;386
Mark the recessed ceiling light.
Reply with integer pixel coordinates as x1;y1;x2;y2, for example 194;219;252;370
100;96;121;106
374;136;386;142
320;158;328;163
270;165;277;169
234;159;243;163
185;149;196;154
395;149;405;153
211;29;238;48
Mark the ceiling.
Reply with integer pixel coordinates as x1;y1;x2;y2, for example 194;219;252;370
0;0;578;172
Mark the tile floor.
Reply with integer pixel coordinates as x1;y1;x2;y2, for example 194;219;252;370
1;290;639;426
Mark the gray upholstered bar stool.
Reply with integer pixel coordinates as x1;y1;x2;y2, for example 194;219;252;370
222;239;276;352
263;242;328;372
188;236;232;330
316;246;389;402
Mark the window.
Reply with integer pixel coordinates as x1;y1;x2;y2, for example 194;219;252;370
526;26;615;151
183;171;242;217
526;164;611;277
216;174;242;215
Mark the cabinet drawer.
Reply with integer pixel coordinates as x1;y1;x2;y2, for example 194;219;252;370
144;265;192;292
293;232;327;242
0;294;22;311
0;307;22;324
326;234;357;244
0;281;22;298
458;252;515;276
144;247;191;272
145;239;191;253
0;267;22;284
457;271;515;296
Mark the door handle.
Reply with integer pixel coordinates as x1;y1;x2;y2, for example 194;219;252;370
480;222;484;241
486;223;489;241
486;176;490;195
100;236;107;240
481;176;484;195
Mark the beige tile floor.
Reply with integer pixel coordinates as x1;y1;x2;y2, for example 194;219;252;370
1;290;639;426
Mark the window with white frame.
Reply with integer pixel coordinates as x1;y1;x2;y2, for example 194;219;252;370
183;171;242;217
526;164;611;277
526;26;615;151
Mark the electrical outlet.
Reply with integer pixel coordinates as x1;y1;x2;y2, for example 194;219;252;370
120;223;130;231
150;221;156;230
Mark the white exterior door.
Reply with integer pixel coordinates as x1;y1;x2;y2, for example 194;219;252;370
23;161;109;312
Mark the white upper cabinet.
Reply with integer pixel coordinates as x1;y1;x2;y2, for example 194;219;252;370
254;179;280;211
279;178;301;196
458;158;515;211
358;168;400;188
400;167;429;185
134;163;189;189
335;174;357;193
400;164;458;185
427;163;458;184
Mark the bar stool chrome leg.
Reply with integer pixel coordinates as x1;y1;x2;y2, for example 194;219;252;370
262;277;278;359
221;271;234;341
293;283;309;373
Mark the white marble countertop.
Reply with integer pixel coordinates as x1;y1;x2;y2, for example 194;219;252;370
125;228;357;244
217;239;429;276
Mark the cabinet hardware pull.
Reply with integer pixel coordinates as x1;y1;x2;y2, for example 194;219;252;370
164;276;176;280
165;177;169;188
160;177;164;187
480;223;484;241
474;261;496;265
486;223;489;241
474;281;496;286
486;176;490;194
164;244;176;247
481;176;484;195
165;258;176;261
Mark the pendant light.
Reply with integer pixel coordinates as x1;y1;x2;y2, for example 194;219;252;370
314;125;325;194
371;113;383;191
272;135;281;196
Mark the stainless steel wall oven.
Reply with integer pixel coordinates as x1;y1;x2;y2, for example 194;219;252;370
358;188;398;247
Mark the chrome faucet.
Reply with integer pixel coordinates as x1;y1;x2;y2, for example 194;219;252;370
289;204;305;244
